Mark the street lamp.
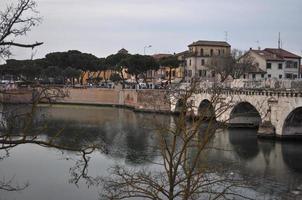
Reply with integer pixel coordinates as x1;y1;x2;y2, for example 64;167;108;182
144;45;152;55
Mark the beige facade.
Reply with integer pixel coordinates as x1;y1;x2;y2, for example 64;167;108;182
184;40;231;82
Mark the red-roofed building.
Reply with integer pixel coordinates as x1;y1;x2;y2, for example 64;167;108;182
244;48;301;80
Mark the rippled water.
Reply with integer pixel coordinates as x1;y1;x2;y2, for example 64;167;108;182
1;105;302;200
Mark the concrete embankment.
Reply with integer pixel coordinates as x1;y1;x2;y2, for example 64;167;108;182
0;88;172;113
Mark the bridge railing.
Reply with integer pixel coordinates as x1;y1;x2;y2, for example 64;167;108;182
178;79;302;97
229;79;302;90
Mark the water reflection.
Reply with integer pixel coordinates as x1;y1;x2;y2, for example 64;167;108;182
1;105;302;199
36;105;169;165
228;128;260;160
282;142;302;173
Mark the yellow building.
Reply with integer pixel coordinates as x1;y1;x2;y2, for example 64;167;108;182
185;40;231;82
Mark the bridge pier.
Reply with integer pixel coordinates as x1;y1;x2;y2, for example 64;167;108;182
171;86;302;140
257;121;276;139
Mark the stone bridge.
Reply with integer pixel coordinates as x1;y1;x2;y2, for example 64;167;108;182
171;88;302;139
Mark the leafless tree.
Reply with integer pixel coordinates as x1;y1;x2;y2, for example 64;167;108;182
0;86;101;191
207;49;255;82
99;80;254;200
0;0;43;58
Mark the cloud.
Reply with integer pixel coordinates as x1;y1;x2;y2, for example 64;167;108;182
2;0;301;61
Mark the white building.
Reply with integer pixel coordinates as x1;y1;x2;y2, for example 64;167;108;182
244;48;301;80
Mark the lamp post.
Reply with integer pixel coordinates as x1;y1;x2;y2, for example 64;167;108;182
144;45;152;55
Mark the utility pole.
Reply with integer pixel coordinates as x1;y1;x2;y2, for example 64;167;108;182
224;31;228;42
278;32;281;49
256;40;260;50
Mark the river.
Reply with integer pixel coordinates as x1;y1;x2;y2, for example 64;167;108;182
0;105;302;200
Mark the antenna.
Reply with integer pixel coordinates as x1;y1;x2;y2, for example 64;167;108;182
256;40;260;50
224;31;228;42
278;32;281;49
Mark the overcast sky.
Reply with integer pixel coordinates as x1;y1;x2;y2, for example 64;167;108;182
2;0;302;60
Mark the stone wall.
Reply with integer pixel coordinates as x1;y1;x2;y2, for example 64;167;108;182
136;90;170;112
62;88;171;113
61;88;120;105
0;88;171;113
0;89;33;103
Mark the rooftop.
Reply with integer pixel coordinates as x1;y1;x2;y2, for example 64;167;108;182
250;49;283;61
152;53;172;60
188;40;231;47
264;48;301;59
250;48;301;61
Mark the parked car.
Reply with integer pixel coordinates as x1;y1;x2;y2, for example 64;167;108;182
99;82;115;89
137;83;147;89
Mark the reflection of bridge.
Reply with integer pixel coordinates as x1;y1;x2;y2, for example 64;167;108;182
172;88;302;139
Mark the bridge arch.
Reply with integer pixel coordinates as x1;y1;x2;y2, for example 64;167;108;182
197;99;216;120
282;107;302;137
229;101;261;128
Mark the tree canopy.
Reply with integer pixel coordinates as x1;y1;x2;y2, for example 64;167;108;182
122;54;159;83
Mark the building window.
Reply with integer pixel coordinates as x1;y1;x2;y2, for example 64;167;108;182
165;71;169;77
279;75;282;79
210;49;213;56
199;70;206;77
188;70;192;77
189;59;191;66
243;74;246;79
278;63;282;69
252;74;256;79
222;49;225;55
200;48;204;56
172;71;176;77
293;74;298;79
211;71;215;77
218;49;221;55
268;74;271;78
261;74;264;78
201;59;205;65
285;73;292;79
266;63;271;69
286;61;298;68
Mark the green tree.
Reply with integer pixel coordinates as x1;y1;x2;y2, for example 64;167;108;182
62;67;82;85
105;53;129;87
123;54;159;84
109;73;122;83
45;50;101;84
159;55;180;84
42;66;63;84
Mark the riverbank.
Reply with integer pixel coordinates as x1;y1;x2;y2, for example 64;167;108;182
0;88;172;113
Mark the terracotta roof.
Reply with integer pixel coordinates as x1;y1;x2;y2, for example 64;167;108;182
152;54;172;60
188;40;231;47
250;49;283;61
264;48;301;59
175;50;189;56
